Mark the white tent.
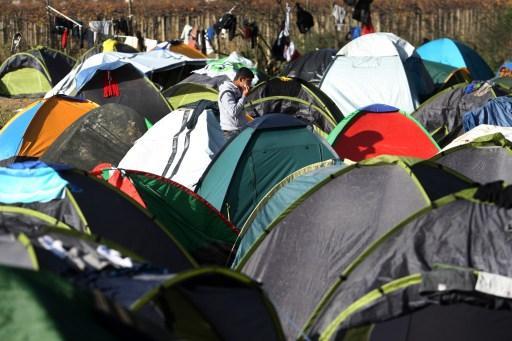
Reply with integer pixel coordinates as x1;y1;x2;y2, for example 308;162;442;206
442;124;512;151
118;107;225;190
320;33;434;116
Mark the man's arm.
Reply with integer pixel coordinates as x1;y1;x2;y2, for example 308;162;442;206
220;91;247;121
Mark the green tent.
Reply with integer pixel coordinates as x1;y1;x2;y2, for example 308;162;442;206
0;46;75;97
163;82;219;109
195;114;338;227
96;168;239;265
0;265;169;340
422;59;471;90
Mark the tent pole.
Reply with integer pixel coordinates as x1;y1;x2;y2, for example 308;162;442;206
46;0;52;47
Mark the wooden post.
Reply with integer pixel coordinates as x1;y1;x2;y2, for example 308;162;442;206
46;0;52;47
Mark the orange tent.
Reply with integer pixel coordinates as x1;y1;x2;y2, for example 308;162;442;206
169;43;207;59
18;96;98;158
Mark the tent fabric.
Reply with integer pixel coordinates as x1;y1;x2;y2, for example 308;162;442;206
232;159;345;268
41;103;147;170
433;133;512;184
422;60;472;89
411;82;497;147
416;38;494;80
163;82;219;109
306;188;512;339
175;73;230;89
156;41;207;59
328;106;439;161
463;96;512;131
132;268;285;341
95;167;238;265
119;106;225;190
0;46;75;97
244;76;343;133
0;100;44;161
17;96;98;158
0;265;169;341
0;162;196;271
237;157;475;339
283;48;337;85
196;114;338;228
76;64;171;124
0;163;67;203
442;124;512;150
192;52;260;85
320;33;434;116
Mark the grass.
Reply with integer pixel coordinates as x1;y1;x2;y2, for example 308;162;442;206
0;97;36;128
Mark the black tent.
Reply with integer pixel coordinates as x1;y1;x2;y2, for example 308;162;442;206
283;48;337;85
41;103;147;170
237;157;475;339
78;64;172;123
244;76;344;133
306;184;512;340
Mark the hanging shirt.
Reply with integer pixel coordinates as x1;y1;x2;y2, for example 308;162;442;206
332;4;347;31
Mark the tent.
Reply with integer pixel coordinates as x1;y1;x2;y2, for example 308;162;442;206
463;96;512;131
41;103;147;170
417;38;494;80
119;103;225;190
195;114;338;228
156;40;207;59
232;159;345;268
433;133;512;184
236;156;475;339
320;33;435;115
0;95;98;163
422;59;472;90
46;50;206;122
0;161;195;270
0;46;75;97
411;81;504;147
163;82;219;109
283;48;337;85
132;268;285;341
328;104;439;161
93;167;239;265
192;52;261;85
441;124;512;150
0;265;169;340
497;60;512;78
244;77;344;133
305;185;512;340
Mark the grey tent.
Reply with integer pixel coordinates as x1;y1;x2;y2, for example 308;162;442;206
283;48;337;85
305;184;512;340
412;79;512;147
41;103;148;170
236;156;475;339
433;133;512;184
131;268;285;341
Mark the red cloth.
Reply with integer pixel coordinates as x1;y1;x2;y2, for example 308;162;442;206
103;70;120;98
361;23;375;35
61;28;69;49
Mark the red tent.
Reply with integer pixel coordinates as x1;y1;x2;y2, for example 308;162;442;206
328;104;439;161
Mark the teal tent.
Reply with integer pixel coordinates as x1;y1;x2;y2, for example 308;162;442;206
195;114;338;227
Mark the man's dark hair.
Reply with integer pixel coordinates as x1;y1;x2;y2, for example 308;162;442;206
234;67;255;81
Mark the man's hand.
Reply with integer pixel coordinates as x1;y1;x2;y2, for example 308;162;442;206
242;84;251;97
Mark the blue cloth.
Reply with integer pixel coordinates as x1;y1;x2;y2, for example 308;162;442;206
207;26;216;41
350;26;361;39
0;101;43;161
0;162;69;203
463;96;512;132
359;104;399;113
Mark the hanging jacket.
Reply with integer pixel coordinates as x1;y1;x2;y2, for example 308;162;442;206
296;3;314;34
214;13;237;41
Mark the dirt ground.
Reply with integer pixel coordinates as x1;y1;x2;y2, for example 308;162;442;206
0;96;39;128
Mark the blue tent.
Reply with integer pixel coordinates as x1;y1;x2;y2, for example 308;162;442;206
417;38;494;81
0;101;43;161
498;60;512;78
463;96;512;131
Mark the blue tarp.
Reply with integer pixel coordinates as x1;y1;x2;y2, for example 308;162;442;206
0;101;43;161
417;38;494;81
0;161;68;203
463;96;512;132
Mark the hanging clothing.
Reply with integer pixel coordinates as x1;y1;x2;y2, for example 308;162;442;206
214;13;237;41
353;0;373;25
332;4;347;31
89;20;112;36
180;24;193;44
61;28;69;49
296;3;314;34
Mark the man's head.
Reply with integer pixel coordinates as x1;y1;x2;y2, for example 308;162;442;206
233;67;255;90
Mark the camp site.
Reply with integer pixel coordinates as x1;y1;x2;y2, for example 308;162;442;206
2;0;512;339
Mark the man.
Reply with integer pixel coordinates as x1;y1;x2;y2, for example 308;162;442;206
218;67;254;140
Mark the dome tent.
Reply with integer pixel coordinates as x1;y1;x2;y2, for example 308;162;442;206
320;33;435;116
283;48;337;85
195;114;338;228
0;46;75;97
